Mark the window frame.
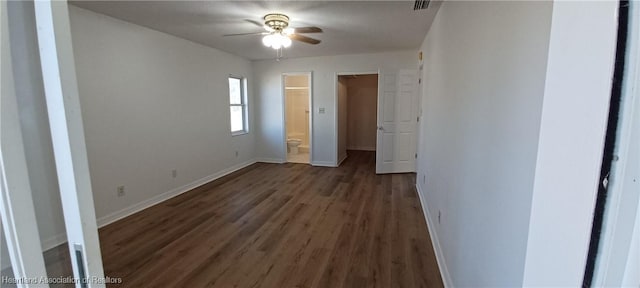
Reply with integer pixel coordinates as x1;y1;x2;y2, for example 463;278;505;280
228;75;248;136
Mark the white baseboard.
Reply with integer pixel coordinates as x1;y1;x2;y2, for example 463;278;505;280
312;160;336;167
41;232;68;251
347;146;376;151
255;157;285;164
338;154;348;166
39;159;258;251
416;182;453;288
97;159;257;227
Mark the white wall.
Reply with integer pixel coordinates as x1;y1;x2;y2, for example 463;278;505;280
523;2;618;286
69;6;256;225
416;1;552;286
253;51;416;166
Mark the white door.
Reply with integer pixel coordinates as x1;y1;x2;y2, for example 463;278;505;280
376;70;418;174
35;1;106;286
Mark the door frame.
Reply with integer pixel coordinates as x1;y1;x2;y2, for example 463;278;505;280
34;0;106;284
282;72;313;164
592;1;640;285
0;0;49;280
333;71;379;167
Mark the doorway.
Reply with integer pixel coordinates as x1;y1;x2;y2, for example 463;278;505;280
336;70;419;172
283;73;312;164
336;73;379;166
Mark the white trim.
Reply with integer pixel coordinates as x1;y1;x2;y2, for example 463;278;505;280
337;154;348;166
255;158;286;164
334;73;339;166
229;75;249;135
36;1;107;281
41;232;68;252
311;161;336;167
231;131;249;137
416;182;453;288
336;71;379;76
346;146;376;151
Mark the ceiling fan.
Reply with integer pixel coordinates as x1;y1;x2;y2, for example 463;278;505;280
224;13;322;50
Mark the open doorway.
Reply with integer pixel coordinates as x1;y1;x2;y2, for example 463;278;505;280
336;73;379;166
283;73;312;164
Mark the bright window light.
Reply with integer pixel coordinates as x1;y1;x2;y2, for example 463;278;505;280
229;76;248;135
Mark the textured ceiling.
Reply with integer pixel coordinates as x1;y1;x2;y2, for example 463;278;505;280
71;1;440;60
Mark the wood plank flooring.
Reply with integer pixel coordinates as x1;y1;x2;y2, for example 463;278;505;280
41;150;442;287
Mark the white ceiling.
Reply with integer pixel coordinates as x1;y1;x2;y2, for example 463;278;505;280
71;1;440;60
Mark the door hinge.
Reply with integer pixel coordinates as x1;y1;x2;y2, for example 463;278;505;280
415;153;418;159
418;78;422;84
417;116;420;122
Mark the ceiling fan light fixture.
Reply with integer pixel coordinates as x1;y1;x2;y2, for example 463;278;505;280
262;34;274;47
224;13;319;52
262;33;292;49
263;13;290;31
282;36;292;48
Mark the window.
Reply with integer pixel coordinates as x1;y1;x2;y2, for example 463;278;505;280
229;76;248;135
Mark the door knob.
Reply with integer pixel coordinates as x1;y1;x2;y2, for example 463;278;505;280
377;126;384;131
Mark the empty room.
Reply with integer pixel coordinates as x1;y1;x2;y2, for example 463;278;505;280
1;0;639;288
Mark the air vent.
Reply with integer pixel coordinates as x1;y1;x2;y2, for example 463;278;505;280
414;0;430;10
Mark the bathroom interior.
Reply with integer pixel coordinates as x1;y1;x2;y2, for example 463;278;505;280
284;74;311;164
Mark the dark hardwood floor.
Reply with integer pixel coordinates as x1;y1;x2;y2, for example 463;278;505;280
39;150;442;287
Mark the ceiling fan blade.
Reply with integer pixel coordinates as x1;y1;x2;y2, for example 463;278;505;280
244;19;264;28
293;27;323;33
290;34;321;45
223;32;266;37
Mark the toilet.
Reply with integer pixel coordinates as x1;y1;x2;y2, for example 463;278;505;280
287;138;302;154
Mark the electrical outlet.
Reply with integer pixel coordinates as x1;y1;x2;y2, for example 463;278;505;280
235;151;239;157
172;169;177;178
438;210;441;224
117;186;125;197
